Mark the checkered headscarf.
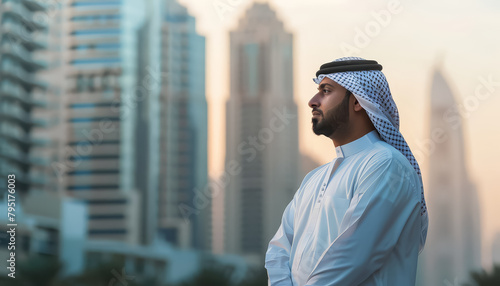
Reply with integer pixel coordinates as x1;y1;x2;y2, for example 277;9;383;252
313;57;428;250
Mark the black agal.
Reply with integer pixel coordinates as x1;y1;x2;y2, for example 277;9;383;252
316;60;383;77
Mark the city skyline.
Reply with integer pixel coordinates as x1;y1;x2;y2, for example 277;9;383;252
180;0;500;268
0;0;499;283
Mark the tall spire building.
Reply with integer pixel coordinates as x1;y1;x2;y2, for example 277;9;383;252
418;67;482;285
224;3;300;259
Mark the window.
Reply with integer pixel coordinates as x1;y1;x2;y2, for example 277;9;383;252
88;229;127;235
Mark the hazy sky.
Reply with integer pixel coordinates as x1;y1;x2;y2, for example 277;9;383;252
179;0;500;266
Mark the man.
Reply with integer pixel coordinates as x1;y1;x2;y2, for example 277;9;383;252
265;57;428;286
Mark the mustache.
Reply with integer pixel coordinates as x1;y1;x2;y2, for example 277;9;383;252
312;108;323;115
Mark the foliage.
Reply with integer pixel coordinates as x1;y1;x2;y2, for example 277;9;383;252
0;254;61;286
466;264;500;286
174;261;268;286
238;266;268;286
176;260;235;286
0;254;270;286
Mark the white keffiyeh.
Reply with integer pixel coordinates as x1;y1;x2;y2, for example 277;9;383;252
313;56;428;249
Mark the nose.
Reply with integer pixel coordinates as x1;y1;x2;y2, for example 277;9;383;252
308;92;321;108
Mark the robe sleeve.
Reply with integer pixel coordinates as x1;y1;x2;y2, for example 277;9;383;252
265;194;296;285
305;155;420;286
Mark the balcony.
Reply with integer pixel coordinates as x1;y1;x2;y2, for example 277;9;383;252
1;42;47;70
0;81;31;106
0;140;28;165
0;60;48;89
21;0;48;12
2;22;47;50
0;163;26;182
2;0;47;30
0;102;32;127
0;123;29;146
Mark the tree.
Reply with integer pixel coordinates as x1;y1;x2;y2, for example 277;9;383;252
0;254;62;286
177;261;234;286
238;266;267;286
467;264;500;286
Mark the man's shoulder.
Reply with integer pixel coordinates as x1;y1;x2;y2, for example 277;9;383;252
360;141;422;201
361;140;418;177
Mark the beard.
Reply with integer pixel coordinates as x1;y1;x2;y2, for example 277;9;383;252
312;92;351;137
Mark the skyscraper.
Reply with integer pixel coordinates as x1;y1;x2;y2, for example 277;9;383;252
224;3;300;259
58;0;152;243
157;0;209;250
418;67;482;285
133;0;169;246
0;0;49;194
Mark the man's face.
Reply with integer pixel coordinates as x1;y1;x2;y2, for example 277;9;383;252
308;77;351;137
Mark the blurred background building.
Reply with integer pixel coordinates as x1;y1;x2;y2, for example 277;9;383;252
224;3;300;262
54;0;210;249
60;0;147;244
0;0;50;195
0;0;215;284
157;0;210;250
417;67;482;285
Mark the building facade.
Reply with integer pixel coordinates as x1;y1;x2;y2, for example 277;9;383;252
0;0;50;194
417;67;482;285
58;0;149;243
224;3;300;259
157;0;209;250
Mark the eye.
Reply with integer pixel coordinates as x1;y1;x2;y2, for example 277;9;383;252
322;88;331;94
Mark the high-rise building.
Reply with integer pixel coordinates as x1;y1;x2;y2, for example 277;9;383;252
417;67;482;285
134;0;162;246
58;0;153;244
157;0;209;250
0;0;49;194
224;3;300;259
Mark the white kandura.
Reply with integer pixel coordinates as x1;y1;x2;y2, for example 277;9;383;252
266;131;423;285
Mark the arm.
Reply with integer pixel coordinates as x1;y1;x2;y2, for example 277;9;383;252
306;157;420;286
266;166;322;285
265;196;296;285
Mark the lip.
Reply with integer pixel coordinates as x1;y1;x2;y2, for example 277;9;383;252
312;111;321;116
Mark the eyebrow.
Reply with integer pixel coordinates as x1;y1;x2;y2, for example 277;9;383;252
318;83;335;90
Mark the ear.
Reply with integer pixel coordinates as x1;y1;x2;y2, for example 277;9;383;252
353;97;364;112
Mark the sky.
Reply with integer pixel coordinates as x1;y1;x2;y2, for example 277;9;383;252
178;0;500;267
